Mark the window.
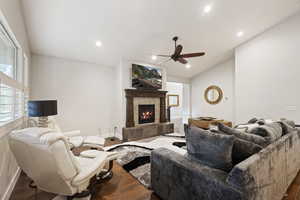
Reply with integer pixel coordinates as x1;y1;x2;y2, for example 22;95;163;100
0;23;16;79
0;21;27;126
0;84;14;123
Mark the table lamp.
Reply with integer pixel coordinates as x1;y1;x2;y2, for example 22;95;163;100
28;100;57;127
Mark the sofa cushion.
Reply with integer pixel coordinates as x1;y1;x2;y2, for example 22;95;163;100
212;130;262;165
279;120;297;135
218;123;267;147
250;122;282;143
248;118;258;124
281;118;296;128
235;123;260;132
186;126;235;171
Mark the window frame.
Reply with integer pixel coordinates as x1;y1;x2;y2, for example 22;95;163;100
0;22;18;80
0;16;28;130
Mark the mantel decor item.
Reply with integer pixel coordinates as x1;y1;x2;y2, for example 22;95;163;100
28;100;57;127
204;85;223;105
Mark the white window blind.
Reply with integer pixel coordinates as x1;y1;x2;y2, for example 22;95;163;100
0;84;14;124
0;21;27;127
0;23;16;79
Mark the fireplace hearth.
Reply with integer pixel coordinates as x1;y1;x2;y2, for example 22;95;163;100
139;104;155;124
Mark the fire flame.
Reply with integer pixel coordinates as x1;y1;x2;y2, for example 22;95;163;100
141;111;153;120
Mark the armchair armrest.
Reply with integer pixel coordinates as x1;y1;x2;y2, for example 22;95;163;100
63;130;82;137
71;153;108;186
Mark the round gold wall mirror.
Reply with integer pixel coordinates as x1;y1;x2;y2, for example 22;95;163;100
204;85;223;105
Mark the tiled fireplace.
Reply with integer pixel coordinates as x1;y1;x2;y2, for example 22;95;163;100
123;89;174;141
124;89;167;127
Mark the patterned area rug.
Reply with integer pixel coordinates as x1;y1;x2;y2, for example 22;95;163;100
109;145;153;188
106;138;186;188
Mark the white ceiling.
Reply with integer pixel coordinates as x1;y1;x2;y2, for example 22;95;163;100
21;0;300;78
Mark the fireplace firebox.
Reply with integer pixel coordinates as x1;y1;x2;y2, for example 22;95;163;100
138;104;155;124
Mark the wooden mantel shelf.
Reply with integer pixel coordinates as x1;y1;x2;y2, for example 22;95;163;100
125;89;167;98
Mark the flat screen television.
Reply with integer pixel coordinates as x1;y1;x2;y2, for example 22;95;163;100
132;64;162;90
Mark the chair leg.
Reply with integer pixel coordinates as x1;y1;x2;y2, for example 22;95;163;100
97;160;114;181
68;190;91;200
28;180;38;200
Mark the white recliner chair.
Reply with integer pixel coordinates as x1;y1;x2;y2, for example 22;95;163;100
29;118;106;149
49;119;106;149
9;128;118;200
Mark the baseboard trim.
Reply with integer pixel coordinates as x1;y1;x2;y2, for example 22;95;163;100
2;167;21;200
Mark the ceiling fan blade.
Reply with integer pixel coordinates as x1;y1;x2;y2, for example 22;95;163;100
177;57;188;64
157;55;171;57
159;58;172;65
180;52;205;58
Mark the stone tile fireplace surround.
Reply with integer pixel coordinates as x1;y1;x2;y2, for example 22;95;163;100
125;89;167;127
123;89;174;141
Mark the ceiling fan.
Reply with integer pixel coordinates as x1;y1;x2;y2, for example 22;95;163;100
157;36;205;64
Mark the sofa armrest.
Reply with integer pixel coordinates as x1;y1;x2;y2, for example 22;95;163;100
227;130;300;200
151;148;243;200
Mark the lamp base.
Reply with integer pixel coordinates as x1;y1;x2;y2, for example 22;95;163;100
38;116;49;128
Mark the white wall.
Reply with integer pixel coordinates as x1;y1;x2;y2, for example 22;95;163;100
0;1;31;200
0;0;30;58
113;59;168;138
191;59;235;122
235;12;300;124
166;82;191;122
30;54;116;137
166;82;184;118
167;75;190;84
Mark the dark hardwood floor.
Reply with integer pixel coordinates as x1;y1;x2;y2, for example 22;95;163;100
283;170;300;200
9;138;300;200
10;167;300;200
10;162;159;200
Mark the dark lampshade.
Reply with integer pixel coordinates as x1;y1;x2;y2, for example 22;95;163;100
28;100;58;117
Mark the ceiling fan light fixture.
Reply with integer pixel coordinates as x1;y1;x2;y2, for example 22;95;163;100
236;31;244;37
203;5;212;13
185;64;191;69
152;55;157;60
95;40;102;47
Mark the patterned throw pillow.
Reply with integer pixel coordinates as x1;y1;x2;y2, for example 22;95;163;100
279;120;297;135
250;122;282;143
186;126;235;171
218;123;267;147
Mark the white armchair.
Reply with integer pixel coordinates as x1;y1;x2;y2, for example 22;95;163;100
9;128;118;200
62;129;105;149
46;118;106;149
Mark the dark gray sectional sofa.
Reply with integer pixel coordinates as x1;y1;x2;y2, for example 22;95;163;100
151;122;300;200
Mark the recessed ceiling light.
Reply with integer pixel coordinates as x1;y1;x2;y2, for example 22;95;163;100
152;55;157;60
186;64;191;69
95;41;102;47
236;31;244;37
203;5;212;13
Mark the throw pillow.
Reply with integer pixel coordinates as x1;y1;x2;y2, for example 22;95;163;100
280;118;296;128
250;122;282;144
186;126;235;171
279;120;297;135
217;123;267;147
248;118;258;124
212;130;262;165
